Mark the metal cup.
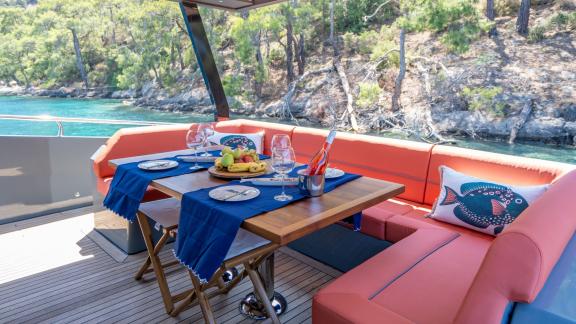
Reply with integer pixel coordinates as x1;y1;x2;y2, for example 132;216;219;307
298;172;325;197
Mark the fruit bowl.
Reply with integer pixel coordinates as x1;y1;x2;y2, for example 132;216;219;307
211;147;268;179
207;166;267;179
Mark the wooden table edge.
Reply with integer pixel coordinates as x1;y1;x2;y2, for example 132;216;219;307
243;184;406;245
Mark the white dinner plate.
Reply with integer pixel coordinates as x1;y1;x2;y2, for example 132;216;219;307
209;185;260;202
138;160;179;171
325;168;345;179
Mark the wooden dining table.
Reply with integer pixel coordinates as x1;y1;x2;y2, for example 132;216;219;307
109;148;405;320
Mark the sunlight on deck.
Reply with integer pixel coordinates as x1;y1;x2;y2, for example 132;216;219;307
0;210;95;283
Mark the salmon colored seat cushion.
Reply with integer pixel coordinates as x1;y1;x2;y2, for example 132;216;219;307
314;228;490;324
92;120;245;180
425;145;572;206
291;127;433;203
456;170;576;324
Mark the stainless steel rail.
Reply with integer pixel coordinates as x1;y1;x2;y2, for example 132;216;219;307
0;114;181;137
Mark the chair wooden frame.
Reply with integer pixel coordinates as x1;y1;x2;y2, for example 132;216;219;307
135;212;187;314
136;210;281;323
173;243;280;323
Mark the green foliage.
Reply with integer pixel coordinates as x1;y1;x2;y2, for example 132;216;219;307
548;12;576;31
357;82;382;108
365;26;399;68
493;0;519;16
0;0;198;89
461;86;506;116
401;0;489;53
222;75;244;98
528;25;546;42
334;0;395;34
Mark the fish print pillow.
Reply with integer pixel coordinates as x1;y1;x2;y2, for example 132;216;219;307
208;131;264;153
429;166;549;236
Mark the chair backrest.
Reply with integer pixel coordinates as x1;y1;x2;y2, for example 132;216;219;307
455;169;576;324
424;145;574;205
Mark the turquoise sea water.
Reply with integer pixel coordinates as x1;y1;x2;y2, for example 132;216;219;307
0;96;574;164
0;96;213;137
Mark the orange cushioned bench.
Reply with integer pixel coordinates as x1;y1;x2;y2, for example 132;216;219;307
91;119;576;323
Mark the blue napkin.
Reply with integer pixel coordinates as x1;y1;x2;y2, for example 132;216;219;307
103;152;219;222
174;165;361;282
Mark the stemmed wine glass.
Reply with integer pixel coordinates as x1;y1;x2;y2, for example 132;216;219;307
186;125;204;170
271;134;291;151
272;147;296;202
198;123;215;157
271;134;292;178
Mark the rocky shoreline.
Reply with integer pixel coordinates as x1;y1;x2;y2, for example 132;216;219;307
2;82;575;147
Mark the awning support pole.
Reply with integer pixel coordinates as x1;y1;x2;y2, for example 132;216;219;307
179;1;230;121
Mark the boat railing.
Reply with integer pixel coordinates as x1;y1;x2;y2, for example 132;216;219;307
0;114;180;137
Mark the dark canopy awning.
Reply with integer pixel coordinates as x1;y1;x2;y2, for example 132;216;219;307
182;0;285;11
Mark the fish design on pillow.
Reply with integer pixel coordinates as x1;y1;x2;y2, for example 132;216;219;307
220;135;257;151
440;182;529;235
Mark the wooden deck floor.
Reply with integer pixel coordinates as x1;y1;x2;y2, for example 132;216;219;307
0;208;341;323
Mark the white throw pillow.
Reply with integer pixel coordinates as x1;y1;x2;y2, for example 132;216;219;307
208;131;264;154
429;166;549;236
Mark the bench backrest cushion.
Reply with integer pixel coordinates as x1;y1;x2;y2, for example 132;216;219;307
455;169;576;324
92;120;243;179
425;145;573;206
237;120;296;156
291;127;434;203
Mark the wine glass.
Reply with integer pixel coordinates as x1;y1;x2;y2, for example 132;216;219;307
272;147;296;202
271;134;291;151
271;134;292;178
198;123;215;157
186;125;204;170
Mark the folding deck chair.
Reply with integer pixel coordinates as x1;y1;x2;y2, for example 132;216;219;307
135;198;281;323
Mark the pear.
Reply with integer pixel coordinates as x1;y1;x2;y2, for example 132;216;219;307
221;146;233;156
221;153;234;167
232;148;243;159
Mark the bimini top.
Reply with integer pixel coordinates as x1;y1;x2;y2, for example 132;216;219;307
182;0;286;11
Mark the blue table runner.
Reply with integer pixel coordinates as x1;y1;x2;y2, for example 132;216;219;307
103;152;218;222
174;165;361;282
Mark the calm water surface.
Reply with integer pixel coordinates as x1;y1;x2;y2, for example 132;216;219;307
1;96;574;164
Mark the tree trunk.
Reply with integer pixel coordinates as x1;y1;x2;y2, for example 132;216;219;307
285;6;295;86
334;59;359;131
329;0;337;56
509;99;533;144
486;0;496;36
296;34;305;75
109;6;116;45
170;42;176;69
253;30;264;98
70;28;89;91
516;0;530;35
321;0;327;63
152;64;163;88
178;43;185;71
391;28;406;112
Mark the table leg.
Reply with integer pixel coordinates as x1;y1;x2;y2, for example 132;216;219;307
239;252;287;320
